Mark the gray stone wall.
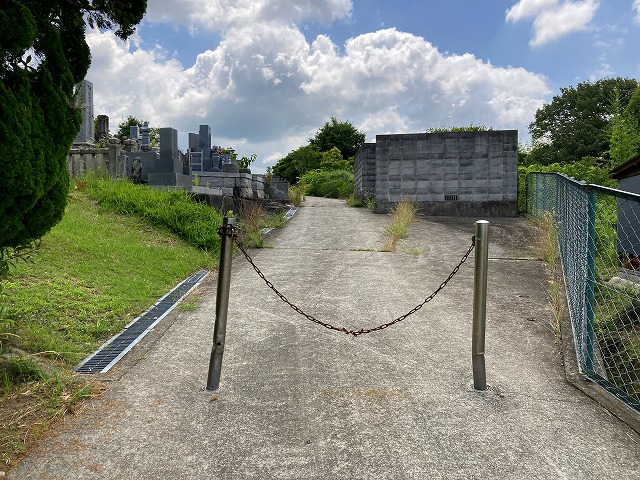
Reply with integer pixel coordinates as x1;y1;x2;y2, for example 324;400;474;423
68;139;123;177
270;176;290;200
355;130;518;216
192;172;254;198
354;143;376;203
252;174;265;199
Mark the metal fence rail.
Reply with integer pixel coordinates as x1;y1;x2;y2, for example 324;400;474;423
527;172;640;412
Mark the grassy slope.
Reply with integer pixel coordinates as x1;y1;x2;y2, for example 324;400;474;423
0;188;214;469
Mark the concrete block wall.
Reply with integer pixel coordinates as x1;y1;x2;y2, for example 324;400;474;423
192;172;254;198
356;130;517;216
354;143;376;203
252;174;265;199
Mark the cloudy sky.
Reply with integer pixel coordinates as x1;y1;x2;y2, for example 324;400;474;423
86;0;640;172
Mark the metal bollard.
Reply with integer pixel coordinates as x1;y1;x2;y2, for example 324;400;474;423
472;220;489;390
206;217;235;391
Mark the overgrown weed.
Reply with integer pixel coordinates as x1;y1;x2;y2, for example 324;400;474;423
288;185;305;206
533;212;561;335
382;200;417;252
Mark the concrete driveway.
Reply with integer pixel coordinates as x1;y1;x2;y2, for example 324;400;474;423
9;197;640;479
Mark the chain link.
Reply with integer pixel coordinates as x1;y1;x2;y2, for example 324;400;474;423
228;228;475;337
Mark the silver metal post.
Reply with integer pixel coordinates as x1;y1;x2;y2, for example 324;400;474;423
472;220;489;390
206;217;235;391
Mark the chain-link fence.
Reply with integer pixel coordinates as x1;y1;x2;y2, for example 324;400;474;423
527;172;640;412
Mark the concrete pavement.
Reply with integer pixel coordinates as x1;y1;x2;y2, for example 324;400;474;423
9;196;640;479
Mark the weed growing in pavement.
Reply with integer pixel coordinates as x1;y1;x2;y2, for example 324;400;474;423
382;200;417;252
346;195;363;207
288;185;305;206
533;212;561;335
238;202;289;248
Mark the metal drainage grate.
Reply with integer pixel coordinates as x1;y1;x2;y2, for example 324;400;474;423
444;194;459;201
75;269;208;374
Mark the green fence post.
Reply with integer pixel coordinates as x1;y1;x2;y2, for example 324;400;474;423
585;191;596;374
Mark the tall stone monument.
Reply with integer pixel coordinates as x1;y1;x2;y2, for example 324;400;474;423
73;80;94;145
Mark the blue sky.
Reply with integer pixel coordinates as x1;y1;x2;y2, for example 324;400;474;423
85;0;640;172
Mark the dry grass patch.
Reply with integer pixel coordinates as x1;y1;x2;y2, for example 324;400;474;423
382;200;417;252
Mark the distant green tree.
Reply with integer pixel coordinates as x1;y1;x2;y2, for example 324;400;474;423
309;117;366;159
320;146;351;171
608;87;640;167
116;115;159;147
0;0;147;249
273;145;323;184
529;78;639;165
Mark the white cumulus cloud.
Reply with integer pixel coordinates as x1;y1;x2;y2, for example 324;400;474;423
634;0;640;23
86;3;550;171
506;0;600;46
144;0;353;30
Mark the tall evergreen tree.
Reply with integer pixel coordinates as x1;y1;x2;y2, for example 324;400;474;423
0;0;147;248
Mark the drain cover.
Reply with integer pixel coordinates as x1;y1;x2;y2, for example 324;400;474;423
75;270;208;374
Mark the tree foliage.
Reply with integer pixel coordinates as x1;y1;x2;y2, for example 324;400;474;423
308;117;366;160
273;145;323;184
116;115;159;147
274;118;364;183
528;77;640;165
320;146;351;171
0;0;147;248
608;87;640;168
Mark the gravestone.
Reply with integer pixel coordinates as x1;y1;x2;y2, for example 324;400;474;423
95;115;109;143
73;80;94;145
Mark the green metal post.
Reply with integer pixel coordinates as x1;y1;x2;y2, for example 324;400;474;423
472;220;489;390
206;217;235;391
585;192;596;374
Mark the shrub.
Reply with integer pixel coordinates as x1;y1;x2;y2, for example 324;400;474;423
298;170;354;199
518;157;616;213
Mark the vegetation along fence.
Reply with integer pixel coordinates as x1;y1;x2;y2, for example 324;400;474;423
526;172;640;412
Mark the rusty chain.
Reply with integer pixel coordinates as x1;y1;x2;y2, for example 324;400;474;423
227;227;475;337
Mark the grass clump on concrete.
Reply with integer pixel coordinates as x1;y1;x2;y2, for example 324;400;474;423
382;200;417;252
237;202;289;248
288;185;305;207
533;212;562;335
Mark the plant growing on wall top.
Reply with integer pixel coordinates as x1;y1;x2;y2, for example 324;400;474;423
238;153;257;169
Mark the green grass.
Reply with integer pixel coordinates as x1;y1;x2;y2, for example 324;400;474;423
85;178;223;255
1;190;213;366
0;182;217;469
288;185;305;206
237;203;288;248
